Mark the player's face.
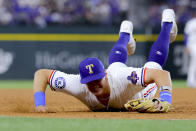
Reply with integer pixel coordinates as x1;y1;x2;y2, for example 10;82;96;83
86;79;104;96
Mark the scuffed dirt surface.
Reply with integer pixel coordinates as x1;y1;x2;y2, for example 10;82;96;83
1;88;196;119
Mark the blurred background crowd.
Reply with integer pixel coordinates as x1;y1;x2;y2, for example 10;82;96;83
0;0;195;30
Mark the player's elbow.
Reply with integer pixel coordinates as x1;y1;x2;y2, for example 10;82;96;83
162;70;171;79
34;69;52;83
154;70;172;87
33;69;52;92
152;69;171;81
145;69;172;87
34;69;47;79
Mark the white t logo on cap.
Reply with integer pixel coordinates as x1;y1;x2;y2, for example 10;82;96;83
86;64;94;74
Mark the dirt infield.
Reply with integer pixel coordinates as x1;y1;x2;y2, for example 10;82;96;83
0;88;196;119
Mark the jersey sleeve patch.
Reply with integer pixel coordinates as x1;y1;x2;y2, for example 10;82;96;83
127;71;139;85
49;71;66;90
54;77;66;89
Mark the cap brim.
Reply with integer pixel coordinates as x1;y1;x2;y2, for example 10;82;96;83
80;72;105;84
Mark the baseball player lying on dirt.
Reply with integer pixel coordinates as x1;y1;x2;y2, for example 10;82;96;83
33;9;177;113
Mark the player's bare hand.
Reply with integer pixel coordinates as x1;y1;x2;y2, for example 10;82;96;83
35;106;48;113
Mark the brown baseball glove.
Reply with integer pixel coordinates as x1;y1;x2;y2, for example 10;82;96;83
124;98;171;113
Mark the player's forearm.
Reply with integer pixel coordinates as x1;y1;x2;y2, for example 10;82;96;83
153;71;172;90
145;69;172;104
33;69;51;111
145;69;172;89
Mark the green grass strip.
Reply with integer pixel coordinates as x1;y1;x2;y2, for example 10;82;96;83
172;80;187;88
0;80;33;89
0;116;196;131
0;80;187;89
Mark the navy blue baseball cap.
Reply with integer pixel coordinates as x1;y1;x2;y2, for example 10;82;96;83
79;57;105;84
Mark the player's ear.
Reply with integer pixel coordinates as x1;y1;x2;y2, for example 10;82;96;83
104;70;108;80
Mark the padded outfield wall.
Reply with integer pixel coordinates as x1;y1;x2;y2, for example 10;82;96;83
0;26;187;79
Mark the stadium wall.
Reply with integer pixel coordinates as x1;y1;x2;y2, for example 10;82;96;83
0;27;187;79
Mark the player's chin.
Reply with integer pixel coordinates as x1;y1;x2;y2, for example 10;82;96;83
94;90;104;97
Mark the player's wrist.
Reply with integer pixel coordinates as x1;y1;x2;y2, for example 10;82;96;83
34;92;46;107
160;90;172;104
159;86;172;104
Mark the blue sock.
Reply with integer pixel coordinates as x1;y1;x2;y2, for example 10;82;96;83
109;32;129;65
148;22;173;67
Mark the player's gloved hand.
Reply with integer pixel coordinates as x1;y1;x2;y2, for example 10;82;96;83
35;106;48;113
124;98;171;113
